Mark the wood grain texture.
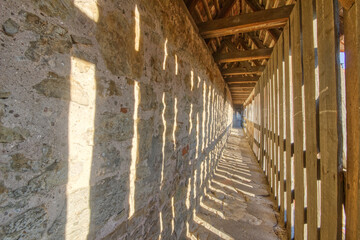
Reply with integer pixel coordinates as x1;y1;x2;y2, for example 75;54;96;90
283;21;293;239
277;31;285;224
344;1;360;239
301;0;319;238
214;48;273;63
290;3;304;239
198;5;294;38
316;0;342;239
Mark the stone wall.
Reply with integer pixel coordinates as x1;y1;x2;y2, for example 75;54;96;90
0;0;233;239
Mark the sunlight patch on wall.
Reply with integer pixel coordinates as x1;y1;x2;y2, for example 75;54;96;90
161;93;167;187
159;211;163;240
171;196;175;233
196;113;199;159
193;169;197;200
190;71;194;91
173;97;177;150
186;177;191;209
175;55;178;75
189;104;193;135
163;39;168;70
129;81;140;218
197;76;201;88
66;57;96;239
134;5;140;51
74;0;99;22
202;82;206;151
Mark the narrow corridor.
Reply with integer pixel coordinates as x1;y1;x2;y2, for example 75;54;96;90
189;128;286;240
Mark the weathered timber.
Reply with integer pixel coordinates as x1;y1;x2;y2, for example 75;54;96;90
198;5;294;38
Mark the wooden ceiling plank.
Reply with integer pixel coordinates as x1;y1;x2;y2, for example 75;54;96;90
216;0;238;18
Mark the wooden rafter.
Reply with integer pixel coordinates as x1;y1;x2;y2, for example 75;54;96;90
244;0;282;41
198;5;294;38
226;76;259;84
222;65;265;75
214;48;272;63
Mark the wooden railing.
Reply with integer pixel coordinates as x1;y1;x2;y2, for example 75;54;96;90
243;0;360;239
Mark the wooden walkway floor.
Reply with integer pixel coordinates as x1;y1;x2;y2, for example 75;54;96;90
190;128;287;240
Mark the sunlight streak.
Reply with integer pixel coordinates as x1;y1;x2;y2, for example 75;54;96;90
159;211;163;240
213;171;253;188
173;97;177;150
206;192;228;206
161;93;166;187
66;57;96;239
200;200;225;219
189;104;193;134
191;71;194;91
175;55;178;75
74;0;99;22
202;82;206;151
129;81;140;218
171;196;175;233
186;177;191;209
212;179;255;197
193;213;234;240
134;5;140;51
196;113;199;159
163;39;168;70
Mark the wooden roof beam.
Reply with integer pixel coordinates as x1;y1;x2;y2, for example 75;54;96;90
214;48;272;63
226;76;259;84
244;0;283;41
198;5;293;38
222;65;265;75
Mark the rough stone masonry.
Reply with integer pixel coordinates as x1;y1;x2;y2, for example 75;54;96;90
0;0;233;239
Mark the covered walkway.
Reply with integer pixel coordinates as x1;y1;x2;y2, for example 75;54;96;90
189;128;286;239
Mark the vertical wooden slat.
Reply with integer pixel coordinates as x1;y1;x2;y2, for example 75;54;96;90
260;74;265;170
268;63;272;183
278;31;285;224
301;0;318;238
316;0;342;239
344;1;360;239
270;57;274;192
273;42;279;202
284;20;293;239
265;67;270;177
291;2;305;239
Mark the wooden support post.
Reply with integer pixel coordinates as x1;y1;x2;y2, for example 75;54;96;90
273;40;279;204
278;31;285;224
344;1;360;239
270;56;274;192
260;74;265;170
283;21;292;239
301;0;319;239
316;0;342;239
291;3;304;239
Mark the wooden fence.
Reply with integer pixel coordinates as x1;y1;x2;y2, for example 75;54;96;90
243;0;360;239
